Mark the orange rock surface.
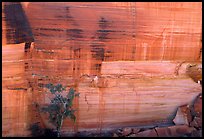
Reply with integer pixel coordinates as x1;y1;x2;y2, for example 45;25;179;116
2;2;202;137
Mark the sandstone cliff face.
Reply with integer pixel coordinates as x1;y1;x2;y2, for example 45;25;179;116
21;2;202;61
2;2;202;137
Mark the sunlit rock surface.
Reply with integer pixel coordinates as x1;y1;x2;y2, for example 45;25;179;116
2;2;202;136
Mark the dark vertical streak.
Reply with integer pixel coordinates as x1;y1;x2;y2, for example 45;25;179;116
3;2;34;44
24;42;31;52
131;3;136;60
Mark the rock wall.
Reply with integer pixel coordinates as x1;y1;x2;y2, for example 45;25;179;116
21;2;202;62
2;2;202;137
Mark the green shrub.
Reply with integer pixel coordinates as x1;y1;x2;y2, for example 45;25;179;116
39;83;79;137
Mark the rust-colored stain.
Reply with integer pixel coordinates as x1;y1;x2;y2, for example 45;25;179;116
2;2;202;137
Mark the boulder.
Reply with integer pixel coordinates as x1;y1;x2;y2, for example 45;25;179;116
115;128;123;136
112;133;119;137
134;129;158;137
155;127;171;137
132;128;140;134
193;94;202;117
190;116;202;129
173;104;192;125
168;125;195;137
127;133;137;137
122;127;132;136
155;125;195;137
191;129;202;137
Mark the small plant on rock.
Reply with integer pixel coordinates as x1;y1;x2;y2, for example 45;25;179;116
39;83;79;137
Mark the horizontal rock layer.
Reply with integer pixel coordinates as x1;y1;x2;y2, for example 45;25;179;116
2;2;202;137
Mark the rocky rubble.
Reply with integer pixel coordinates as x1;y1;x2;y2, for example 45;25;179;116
173;104;193;125
111;125;196;137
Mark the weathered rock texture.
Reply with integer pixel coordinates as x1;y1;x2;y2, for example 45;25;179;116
2;2;202;137
173;104;192;125
108;93;202;137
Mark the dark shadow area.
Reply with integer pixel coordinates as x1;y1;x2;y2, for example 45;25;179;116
3;2;34;44
29;123;58;137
